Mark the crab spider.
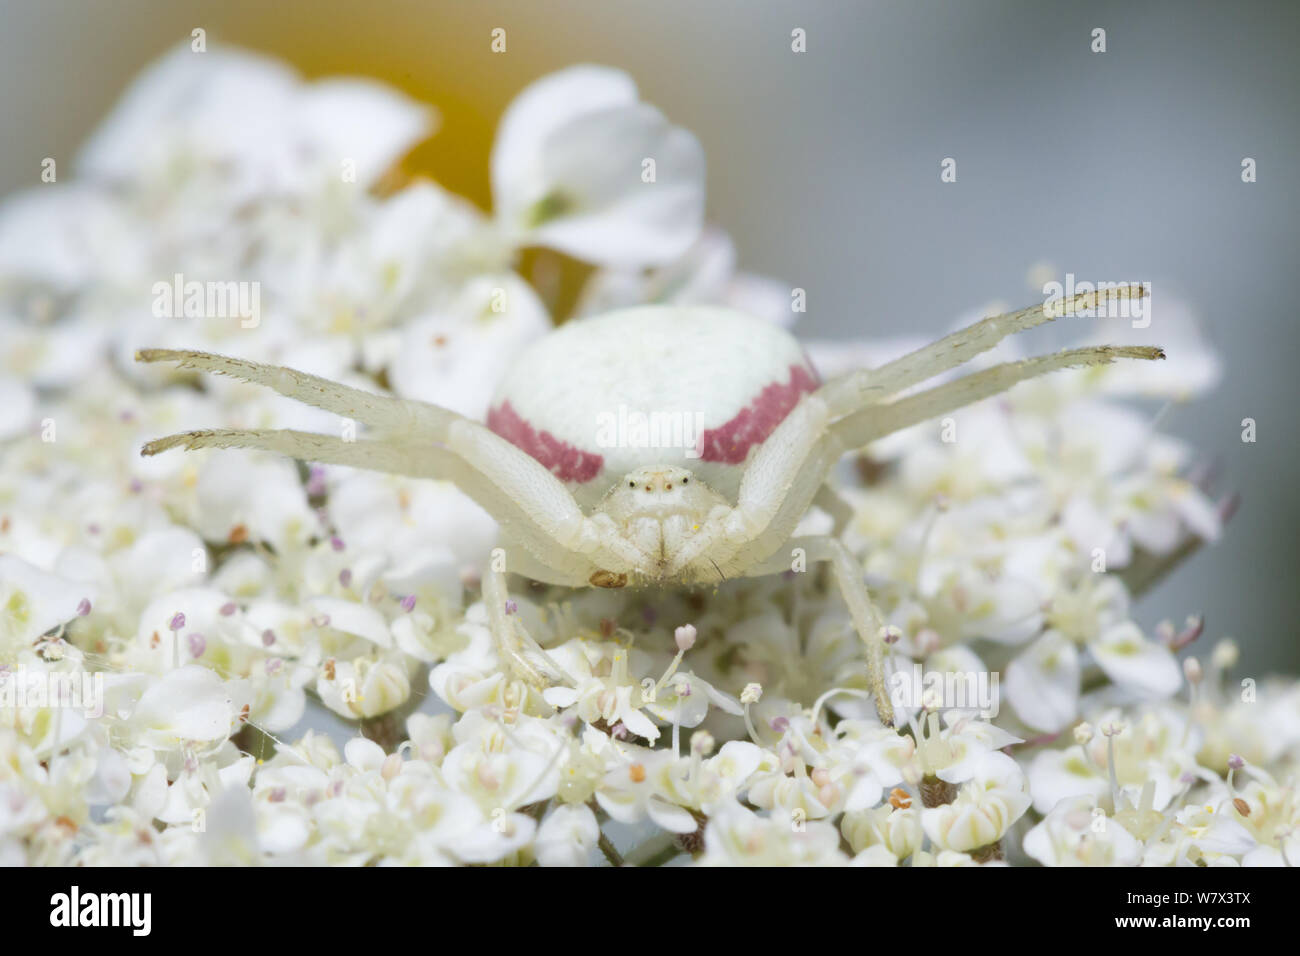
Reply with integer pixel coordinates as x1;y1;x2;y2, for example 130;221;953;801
138;285;1158;727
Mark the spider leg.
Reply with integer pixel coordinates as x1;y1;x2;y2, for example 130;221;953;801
666;393;842;576
136;348;445;435
143;427;426;471
482;565;576;689
834;344;1164;448
816;285;1149;415
141;423;637;583
742;534;894;727
674;342;1160;725
137;350;654;576
684;342;1156;573
813;485;854;538
147;424;616;692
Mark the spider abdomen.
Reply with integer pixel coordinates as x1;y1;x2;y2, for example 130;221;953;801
487;306;819;506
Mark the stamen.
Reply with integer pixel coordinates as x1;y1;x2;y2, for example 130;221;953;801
741;682;763;744
1102;722;1125;812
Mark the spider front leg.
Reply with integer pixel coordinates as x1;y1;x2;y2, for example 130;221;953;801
669;396;897;724
137;349;645;579
482;563;575;690
815;284;1150;414
741;535;895;727
834;344;1164;447
813;485;854;538
144;422;633;696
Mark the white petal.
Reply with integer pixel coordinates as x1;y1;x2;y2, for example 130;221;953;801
534;804;599;867
449;814;537;863
0;555;84;644
620;706;661;742
844;774;884;813
1025;748;1107;816
308;597;393;648
131;666;244;745
77;45;298;182
0;379;33;442
344;736;387;772
647;796;698;834
1090;622;1182;698
1006;631;1081;733
293;78;434;186
526;103;705;265
492;65;639;217
542;686;579;708
388;273;551;420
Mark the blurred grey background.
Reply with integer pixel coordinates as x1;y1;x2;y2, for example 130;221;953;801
3;0;1297;673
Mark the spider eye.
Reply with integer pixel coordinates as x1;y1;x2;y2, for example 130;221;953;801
681;478;688;484
629;482;636;489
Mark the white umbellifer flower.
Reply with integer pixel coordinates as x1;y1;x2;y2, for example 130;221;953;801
1149;799;1259;867
1088;620;1183;698
78;44;433;198
0;39;1278;869
593;749;698;834
534;802;601;867
906;712;1023;786
539;639;714;743
642;669;744;730
124;665;250;752
700;803;848;866
920;751;1031;853
448;810;538;865
439;712;563;823
1002;557;1179;731
316;652;413;720
842;803;922;859
850;844;901;867
387;272;554;420
192;454;321;555
490;65;705;266
748;763;837;821
1026;705;1201;816
575;226;795;326
1022;795;1143;867
0;556;84;648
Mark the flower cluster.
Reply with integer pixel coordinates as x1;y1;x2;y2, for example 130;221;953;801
1;43;1294;867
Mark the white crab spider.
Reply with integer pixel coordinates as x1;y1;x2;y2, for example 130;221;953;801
138;286;1157;726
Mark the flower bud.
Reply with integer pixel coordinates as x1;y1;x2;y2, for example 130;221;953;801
674;623;697;652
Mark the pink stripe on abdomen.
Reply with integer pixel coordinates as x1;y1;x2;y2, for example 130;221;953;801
698;364;820;465
487;362;818;481
487;401;605;483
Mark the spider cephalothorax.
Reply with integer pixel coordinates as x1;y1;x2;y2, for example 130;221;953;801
139;287;1159;726
596;465;731;581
